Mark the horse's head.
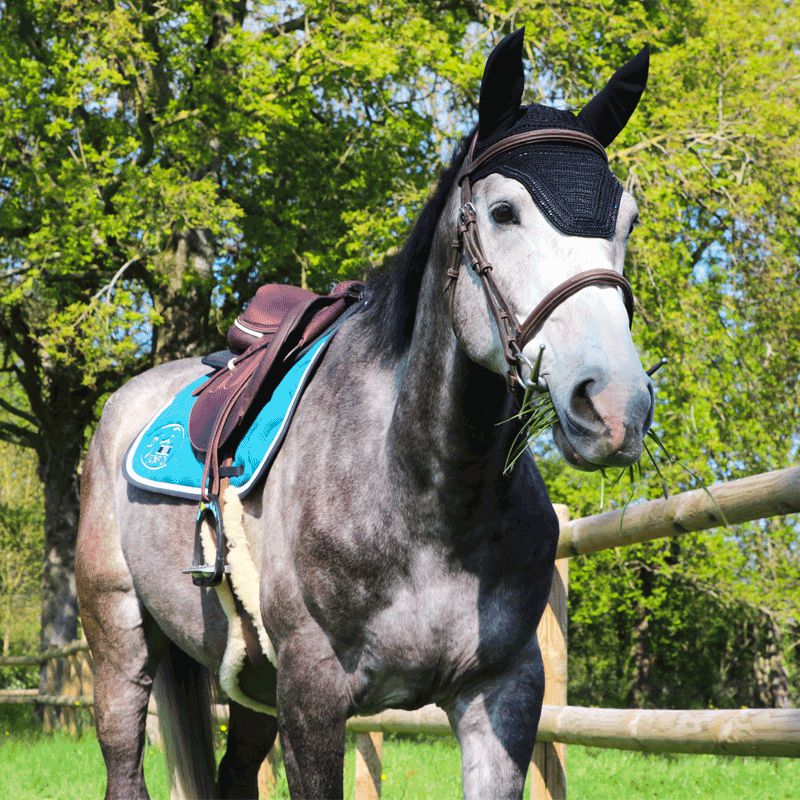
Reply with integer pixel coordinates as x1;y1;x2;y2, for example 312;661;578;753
448;29;653;470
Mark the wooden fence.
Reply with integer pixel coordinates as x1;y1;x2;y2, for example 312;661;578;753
0;640;93;734
2;465;798;798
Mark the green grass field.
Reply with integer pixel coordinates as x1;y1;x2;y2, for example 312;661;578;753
1;709;798;799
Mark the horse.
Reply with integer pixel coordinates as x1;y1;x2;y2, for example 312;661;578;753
76;29;653;800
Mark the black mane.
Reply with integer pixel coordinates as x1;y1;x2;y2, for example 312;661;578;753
362;132;472;355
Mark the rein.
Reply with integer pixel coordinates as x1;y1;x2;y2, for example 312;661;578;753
448;128;635;390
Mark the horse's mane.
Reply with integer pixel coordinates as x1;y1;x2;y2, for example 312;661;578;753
363;132;473;355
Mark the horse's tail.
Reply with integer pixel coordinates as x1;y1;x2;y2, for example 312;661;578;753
153;641;218;800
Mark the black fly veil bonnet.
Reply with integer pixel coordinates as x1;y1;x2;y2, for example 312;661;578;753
470;104;622;239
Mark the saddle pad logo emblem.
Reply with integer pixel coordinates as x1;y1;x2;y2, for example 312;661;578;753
140;424;185;471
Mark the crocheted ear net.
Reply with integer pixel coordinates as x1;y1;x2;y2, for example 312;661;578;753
470;104;623;240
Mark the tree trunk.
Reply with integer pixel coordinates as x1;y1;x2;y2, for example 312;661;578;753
152;228;216;362
629;565;654;708
39;455;81;648
754;615;793;709
37;433;83;724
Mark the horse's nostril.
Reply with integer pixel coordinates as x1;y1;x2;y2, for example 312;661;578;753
569;378;601;426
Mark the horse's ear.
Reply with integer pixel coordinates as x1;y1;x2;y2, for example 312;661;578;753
478;28;525;141
578;45;650;147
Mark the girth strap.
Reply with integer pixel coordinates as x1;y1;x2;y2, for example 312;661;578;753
450;128;635;389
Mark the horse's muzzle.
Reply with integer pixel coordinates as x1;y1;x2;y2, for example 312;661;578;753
552;370;654;469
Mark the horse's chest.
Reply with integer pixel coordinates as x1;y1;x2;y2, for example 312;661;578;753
345;554;542;712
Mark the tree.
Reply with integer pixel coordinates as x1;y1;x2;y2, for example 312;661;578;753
0;2;487;660
1;1;797;712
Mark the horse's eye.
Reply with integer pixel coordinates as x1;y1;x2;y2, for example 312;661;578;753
491;202;517;225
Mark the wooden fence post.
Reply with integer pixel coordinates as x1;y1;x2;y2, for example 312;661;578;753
76;648;94;731
41;655;58;732
530;504;569;799
61;653;78;735
354;730;383;799
258;741;282;798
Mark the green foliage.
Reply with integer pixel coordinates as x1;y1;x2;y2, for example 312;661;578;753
0;442;42;667
0;439;42;692
0;1;797;707
0;1;486;408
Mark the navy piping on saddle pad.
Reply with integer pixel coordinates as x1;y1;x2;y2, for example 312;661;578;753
122;304;361;500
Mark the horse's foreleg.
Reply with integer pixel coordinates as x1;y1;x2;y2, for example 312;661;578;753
217;702;279;798
276;633;348;800
447;642;545;800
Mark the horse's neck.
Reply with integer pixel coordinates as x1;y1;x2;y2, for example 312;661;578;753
385;246;518;521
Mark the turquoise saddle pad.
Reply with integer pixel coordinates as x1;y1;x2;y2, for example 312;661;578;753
123;333;332;500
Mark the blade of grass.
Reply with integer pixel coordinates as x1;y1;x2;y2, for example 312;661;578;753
599;470;605;510
646;429;730;526
643;438;669;499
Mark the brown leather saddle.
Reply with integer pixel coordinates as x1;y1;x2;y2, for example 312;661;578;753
185;279;364;586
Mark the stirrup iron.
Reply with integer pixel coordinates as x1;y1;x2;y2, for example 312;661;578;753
183;496;229;587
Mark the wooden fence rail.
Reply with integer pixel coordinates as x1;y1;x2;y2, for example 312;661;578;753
1;467;798;799
0;640;90;667
557;465;800;558
5;686;796;758
0;690;94;708
348;704;800;758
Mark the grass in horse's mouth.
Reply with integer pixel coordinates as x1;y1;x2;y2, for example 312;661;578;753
502;397;725;522
599;430;728;528
597;428;697;502
500;388;673;484
502;390;559;475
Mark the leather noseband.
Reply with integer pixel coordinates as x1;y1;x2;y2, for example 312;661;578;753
447;128;635;390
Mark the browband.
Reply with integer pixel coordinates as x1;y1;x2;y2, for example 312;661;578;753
458;127;609;185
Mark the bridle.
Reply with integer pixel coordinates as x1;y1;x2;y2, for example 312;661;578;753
447;128;635;391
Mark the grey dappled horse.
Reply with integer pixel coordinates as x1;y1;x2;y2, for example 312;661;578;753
76;30;653;800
